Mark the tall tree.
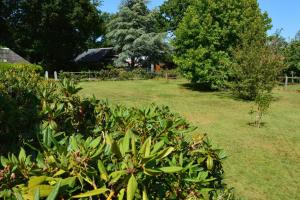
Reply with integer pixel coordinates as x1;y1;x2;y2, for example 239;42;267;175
107;0;169;68
0;0;105;70
173;0;271;90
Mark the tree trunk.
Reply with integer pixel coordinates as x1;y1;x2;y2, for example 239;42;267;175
131;57;135;68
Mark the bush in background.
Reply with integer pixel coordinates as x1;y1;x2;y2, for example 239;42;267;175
59;68;156;81
0;62;43;73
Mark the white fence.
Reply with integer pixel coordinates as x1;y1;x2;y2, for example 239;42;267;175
280;75;300;89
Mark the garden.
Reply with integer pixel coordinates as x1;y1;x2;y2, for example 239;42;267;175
1;0;300;199
79;79;300;200
0;67;232;199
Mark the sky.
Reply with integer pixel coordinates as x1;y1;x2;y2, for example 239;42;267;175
101;0;300;40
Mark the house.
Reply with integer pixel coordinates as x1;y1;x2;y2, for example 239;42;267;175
74;48;115;69
0;47;30;63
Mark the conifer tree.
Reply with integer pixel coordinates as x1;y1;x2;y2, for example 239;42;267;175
107;0;169;68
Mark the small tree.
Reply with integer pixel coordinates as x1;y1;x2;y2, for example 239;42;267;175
231;41;285;100
249;92;273;128
107;0;169;68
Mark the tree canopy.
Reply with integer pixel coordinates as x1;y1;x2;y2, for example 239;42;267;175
157;0;192;32
107;0;169;68
285;31;300;75
173;0;271;90
0;0;105;70
231;39;285;100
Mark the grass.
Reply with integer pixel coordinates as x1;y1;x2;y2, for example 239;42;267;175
79;79;300;200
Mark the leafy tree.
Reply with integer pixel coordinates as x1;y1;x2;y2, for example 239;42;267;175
267;30;288;55
157;0;192;32
106;0;169;68
231;41;285;100
0;0;105;70
285;31;300;76
173;0;271;90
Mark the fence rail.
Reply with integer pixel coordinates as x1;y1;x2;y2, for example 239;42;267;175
43;69;179;81
278;75;300;89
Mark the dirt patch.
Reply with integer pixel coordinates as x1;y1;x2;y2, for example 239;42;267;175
183;113;215;125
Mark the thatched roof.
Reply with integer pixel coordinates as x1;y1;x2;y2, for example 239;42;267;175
74;48;115;63
0;48;30;63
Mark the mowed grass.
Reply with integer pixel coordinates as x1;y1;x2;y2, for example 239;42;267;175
79;79;300;200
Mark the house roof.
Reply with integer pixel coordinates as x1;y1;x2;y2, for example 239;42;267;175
74;48;115;63
0;48;30;63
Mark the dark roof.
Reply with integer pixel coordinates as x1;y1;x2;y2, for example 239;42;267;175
0;48;30;63
74;48;115;63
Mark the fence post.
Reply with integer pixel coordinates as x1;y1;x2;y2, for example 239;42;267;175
54;71;58;81
89;70;91;81
285;74;288;90
151;64;154;73
45;71;48;80
291;71;294;83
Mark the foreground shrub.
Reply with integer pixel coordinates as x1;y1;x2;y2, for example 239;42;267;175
0;67;41;152
0;69;233;199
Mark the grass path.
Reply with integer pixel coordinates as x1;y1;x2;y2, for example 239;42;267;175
79;79;300;200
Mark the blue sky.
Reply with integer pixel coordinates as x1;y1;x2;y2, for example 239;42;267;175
101;0;300;40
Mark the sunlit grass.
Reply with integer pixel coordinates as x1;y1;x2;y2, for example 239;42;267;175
79;79;300;200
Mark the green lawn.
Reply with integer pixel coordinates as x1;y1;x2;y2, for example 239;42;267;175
79;79;300;200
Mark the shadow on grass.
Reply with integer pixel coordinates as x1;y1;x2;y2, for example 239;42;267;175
213;92;251;102
248;122;267;128
179;83;218;92
180;83;282;103
215;92;281;104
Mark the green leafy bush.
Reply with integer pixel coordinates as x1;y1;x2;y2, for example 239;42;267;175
0;62;43;73
0;69;234;199
0;67;41;153
59;68;155;82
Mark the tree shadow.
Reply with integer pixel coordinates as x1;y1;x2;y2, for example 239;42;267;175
248;122;267;128
179;83;218;92
213;92;251;102
179;83;282;104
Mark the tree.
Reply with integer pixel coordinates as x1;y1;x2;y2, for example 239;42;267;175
0;0;105;70
173;0;271;90
158;0;192;32
106;0;169;68
231;41;285;100
285;31;300;76
267;29;288;55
